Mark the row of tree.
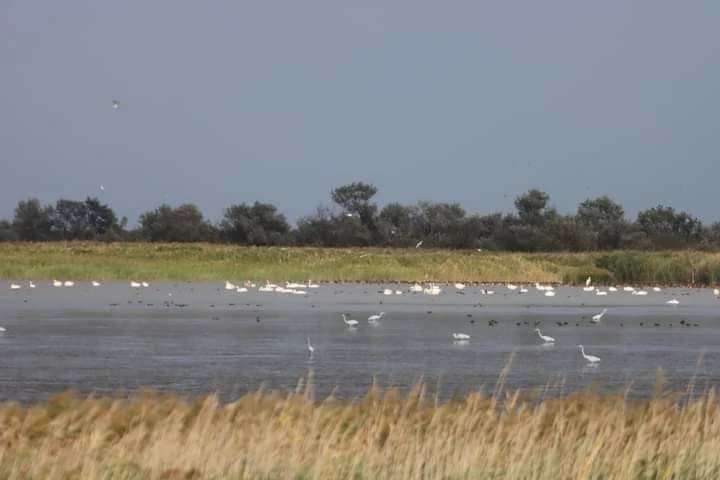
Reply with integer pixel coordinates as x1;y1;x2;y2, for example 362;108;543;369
1;183;718;251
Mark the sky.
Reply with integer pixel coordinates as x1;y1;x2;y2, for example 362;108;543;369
1;1;719;225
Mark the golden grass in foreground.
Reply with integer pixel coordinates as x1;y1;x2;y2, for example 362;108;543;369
2;379;720;479
2;242;720;284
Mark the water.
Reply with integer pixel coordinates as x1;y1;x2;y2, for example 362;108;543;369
1;282;719;403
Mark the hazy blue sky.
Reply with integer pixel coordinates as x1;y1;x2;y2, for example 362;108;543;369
1;1;718;225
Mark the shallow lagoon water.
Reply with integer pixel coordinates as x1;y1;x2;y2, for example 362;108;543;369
1;281;720;402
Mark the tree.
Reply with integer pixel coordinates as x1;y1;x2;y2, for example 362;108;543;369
545;215;594;251
52;199;89;239
331;182;378;229
295;207;372;247
84;197;119;236
376;202;421;247
514;189;554;227
463;213;504;250
139;204;214;242
0;220;18;241
416;202;467;247
221;202;290;245
576;196;627;249
12;198;54;241
50;197;120;239
636;205;702;248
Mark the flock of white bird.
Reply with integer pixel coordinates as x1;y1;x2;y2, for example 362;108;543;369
5;275;719;366
9;280;152;289
329;307;608;365
225;280;319;295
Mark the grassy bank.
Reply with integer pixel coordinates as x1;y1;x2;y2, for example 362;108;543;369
1;242;720;285
2;379;720;479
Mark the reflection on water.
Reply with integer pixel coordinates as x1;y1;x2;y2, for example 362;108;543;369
0;282;719;402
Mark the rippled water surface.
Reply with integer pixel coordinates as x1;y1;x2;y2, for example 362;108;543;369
1;282;720;402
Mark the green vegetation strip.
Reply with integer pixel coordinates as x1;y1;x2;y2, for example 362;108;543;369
2;242;720;284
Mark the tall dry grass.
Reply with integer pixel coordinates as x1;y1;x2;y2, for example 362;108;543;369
2;242;720;285
2;375;720;479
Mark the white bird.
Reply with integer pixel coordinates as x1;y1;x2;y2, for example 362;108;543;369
0;327;5;333
415;240;423;248
394;290;402;295
307;280;319;289
578;345;601;364
595;290;608;296
225;281;236;291
99;184;105;192
368;312;385;323
307;337;315;355
585;276;592;287
632;290;648;296
236;287;248;293
653;287;661;292
714;288;720;297
454;283;466;290
383;288;393;296
423;285;442;295
608;286;618;292
544;291;556;297
535;328;555;343
10;283;21;290
91;281;101;287
583;286;595;292
507;284;518;291
342;314;359;328
452;333;470;340
666;299;680;306
130;281;141;288
63;281;74;287
112;100;119;110
591;308;607;323
409;284;423;293
52;280;62;287
141;281;149;288
623;286;635;292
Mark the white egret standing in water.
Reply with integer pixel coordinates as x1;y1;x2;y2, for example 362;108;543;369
578;345;601;364
342;314;359;328
534;328;555;344
307;337;315;356
591;308;607;323
368;312;385;323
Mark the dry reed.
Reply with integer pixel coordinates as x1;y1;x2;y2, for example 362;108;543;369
1;376;720;479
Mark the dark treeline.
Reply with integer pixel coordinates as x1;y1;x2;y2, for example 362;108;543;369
2;183;719;251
